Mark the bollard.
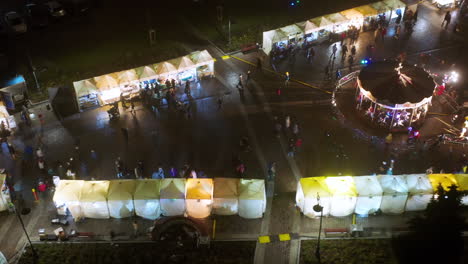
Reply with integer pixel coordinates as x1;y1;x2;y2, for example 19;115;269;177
212;219;216;239
32;188;39;201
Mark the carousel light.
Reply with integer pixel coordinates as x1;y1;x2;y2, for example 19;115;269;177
450;71;459;83
361;59;369;65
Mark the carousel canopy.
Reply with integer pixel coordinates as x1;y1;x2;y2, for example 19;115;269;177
358;61;436;106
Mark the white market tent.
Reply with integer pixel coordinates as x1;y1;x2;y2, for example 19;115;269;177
94;74;119;91
324;13;349;24
134;179;161;220
0;174;11;212
262;29;289;55
353;176;383;215
155;62;178;76
73;79;99;98
296;177;332;218
310;16;334;29
379;175;408;214
455;174;468;206
280;24;304;39
53;180;84;219
326;176;357;217
135;66;158;82
405;174;433;211
172;56;196;71
107;180;136;218
189;50;215;67
160;178;186;216
340;8;364;20
117;70;138;85
213;178;239;215
238;179;266;219
185;179;213;218
80;181;110;219
296;20;318;35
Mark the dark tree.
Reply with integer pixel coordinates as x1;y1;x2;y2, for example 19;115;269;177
392;184;467;264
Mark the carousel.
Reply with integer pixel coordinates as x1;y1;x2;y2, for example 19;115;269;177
354;61;437;129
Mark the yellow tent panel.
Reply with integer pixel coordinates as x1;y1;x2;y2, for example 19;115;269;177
340;9;364;20
428;174;458;191
108;180;136;201
53;180;84;202
371;1;392;13
300;177;331;198
134;179;161;200
160;179;185;199
214;178;239;199
455;174;468;191
80;181;109;202
325;176;357;197
355;5;379;17
239;179;265;200
186;179;213;200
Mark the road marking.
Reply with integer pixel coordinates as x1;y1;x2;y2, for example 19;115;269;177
279;233;291;241
221;55;231;60
258;236;271;243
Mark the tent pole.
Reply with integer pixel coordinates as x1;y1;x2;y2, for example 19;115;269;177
389;109;396;129
409;108;415;127
372;102;377;121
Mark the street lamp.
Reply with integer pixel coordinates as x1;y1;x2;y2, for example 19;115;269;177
313;193;324;264
9;203;38;263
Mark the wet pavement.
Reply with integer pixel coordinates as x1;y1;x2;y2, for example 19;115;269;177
1;1;468;263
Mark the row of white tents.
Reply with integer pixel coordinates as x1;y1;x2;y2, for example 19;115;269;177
53;178;266;220
296;174;468;218
0;174;11;212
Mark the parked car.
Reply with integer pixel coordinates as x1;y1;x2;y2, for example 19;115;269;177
25;3;49;28
4;11;27;34
45;1;66;18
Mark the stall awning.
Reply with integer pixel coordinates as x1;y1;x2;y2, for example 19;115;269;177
73;79;99;97
353;176;383;196
383;0;406;10
80;181;109;202
299;177;331;198
279;24;304;38
189;50;215;67
160;179;185;199
405;174;433;194
53;180;84;202
371;1;392;13
108;180;136;201
264;29;289;44
455;174;468;191
155;62;178;76
94;74;119;91
134;179;161;200
340;9;364;20
324;13;349;24
354;5;379;17
325;176;357;197
239;179;265;200
379;175;408;194
428;174;458;191
135;66;158;81
297;20;319;34
117;70;138;85
172;56;196;71
213;178;239;199
310;16;334;28
186;179;213;200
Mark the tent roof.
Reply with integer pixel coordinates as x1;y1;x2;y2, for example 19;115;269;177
358;61;435;105
379;175;408;194
213;178;239;199
340;9;364;20
324;13;349;24
73;79;99;97
455;174;468;191
155;62;177;76
80;181;109;202
186;179;213;200
0;174;5;187
298;20;319;34
189;50;214;67
354;5;379;17
239;179;265;200
371;1;392;13
94;74;119;90
134;179;161;200
172;56;196;71
310;16;334;28
53;180;84;202
135;66;157;81
160;179;185;199
428;174;458;191
325;176;357;197
280;24;304;37
299;177;331;198
108;180;136;201
383;0;406;10
263;29;289;44
405;174;433;195
354;176;383;196
117;70;138;85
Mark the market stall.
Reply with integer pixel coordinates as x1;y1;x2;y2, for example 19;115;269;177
0;174;11;212
107;180;136;218
383;0;406;22
73;79;100;111
171;56;197;84
455;174;468;205
325;176;357;217
353;176;383;216
262;29;289;55
356;61;436;129
238;179;266;219
213;178;239;215
94;73;120;104
325;12;351;33
379;175;408;214
405;174;433;211
309;16;334;40
296;177;332;218
189;50;215;79
160;178;186;216
80;181;110;219
185;179;213;218
431;0;460;9
117;70;140;101
53;180;84;220
428;174;458;191
353;5;379;30
134;179;161;220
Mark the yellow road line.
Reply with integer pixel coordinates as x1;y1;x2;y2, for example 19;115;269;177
230;55;331;94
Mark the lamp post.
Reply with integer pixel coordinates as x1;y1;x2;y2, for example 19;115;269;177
313;193;324;264
9;203;38;263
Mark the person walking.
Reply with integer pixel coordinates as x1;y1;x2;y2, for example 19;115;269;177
184;82;191;97
7;143;16;160
324;65;330;80
121;127;129;144
246;70;251;86
285;115;291;131
341;44;348;60
287;139;296;157
217;96;223;110
331;43;337;58
169;166;178;177
267;162;276;181
351;45;356;57
120;93;127;108
236;74;244;89
135;160;144;179
381;27;387;42
335;69;342;81
442;11;451;28
115;157;124;179
130;101;136;116
284;72;290;88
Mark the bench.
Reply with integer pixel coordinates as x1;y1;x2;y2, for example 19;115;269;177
241;43;258;54
324;228;349;238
